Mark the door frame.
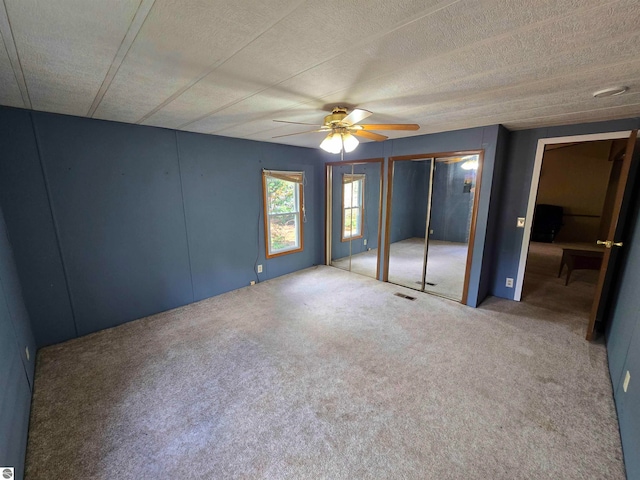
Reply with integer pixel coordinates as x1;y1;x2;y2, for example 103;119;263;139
325;158;384;280
514;131;633;301
385;149;484;305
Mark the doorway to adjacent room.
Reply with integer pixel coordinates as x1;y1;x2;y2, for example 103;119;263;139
517;130;639;340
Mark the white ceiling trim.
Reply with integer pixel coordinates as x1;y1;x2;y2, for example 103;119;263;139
176;0;463;130
87;0;156;117
0;0;29;108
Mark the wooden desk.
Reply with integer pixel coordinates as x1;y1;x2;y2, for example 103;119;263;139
558;248;604;286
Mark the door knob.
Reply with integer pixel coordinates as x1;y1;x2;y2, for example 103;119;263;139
597;240;624;248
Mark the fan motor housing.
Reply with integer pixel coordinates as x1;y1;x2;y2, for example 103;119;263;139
324;107;348;125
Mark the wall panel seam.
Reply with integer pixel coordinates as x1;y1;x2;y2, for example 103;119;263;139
29;112;79;338
174;131;195;303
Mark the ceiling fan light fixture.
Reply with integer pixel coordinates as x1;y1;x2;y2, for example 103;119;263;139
320;133;343;154
461;159;478;170
342;132;359;153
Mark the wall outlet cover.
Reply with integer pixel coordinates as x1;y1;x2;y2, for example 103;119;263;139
517;217;526;228
257;264;263;273
363;239;367;246
506;277;514;288
250;280;256;286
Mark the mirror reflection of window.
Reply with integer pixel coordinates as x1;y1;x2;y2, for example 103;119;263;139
342;174;365;241
328;161;382;281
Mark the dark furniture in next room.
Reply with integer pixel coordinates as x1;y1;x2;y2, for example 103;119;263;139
532;204;564;243
558;248;604;286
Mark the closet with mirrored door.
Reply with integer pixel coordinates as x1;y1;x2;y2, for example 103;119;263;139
384;152;483;303
325;159;383;280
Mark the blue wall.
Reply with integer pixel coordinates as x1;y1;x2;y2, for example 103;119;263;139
0;109;76;346
606;184;640;479
0;206;35;480
430;162;476;244
0;106;324;347
389;159;430;243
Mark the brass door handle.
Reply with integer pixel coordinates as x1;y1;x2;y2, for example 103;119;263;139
597;240;624;248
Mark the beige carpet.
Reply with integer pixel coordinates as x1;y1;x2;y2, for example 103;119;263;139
331;247;378;279
387;237;468;300
521;242;599;337
26;265;624;479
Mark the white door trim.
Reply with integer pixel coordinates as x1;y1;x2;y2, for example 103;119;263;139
514;130;633;301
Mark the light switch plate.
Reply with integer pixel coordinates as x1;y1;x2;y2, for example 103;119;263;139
517;217;526;228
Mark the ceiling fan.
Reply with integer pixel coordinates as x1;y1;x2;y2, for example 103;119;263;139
272;107;419;154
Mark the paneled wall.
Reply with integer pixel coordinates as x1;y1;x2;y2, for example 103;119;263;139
429;162;476;244
0;206;35;479
0;106;324;347
389;160;430;244
606;188;640;479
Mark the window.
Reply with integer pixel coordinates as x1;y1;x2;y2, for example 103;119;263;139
263;170;304;258
342;174;365;241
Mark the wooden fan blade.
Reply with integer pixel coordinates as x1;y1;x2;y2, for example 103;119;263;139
342;108;372;125
359;123;420;131
273;120;322;126
353;130;388;141
272;129;326;139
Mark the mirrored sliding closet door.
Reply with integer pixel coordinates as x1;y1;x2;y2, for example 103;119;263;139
326;159;383;280
386;153;482;303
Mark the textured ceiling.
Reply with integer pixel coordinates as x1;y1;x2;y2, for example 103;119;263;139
1;0;639;148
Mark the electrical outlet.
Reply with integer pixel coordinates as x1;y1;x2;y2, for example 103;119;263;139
25;346;30;361
363;239;367;246
517;217;526;228
257;264;263;273
623;370;631;392
250;280;256;286
430;229;434;234
506;277;514;288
